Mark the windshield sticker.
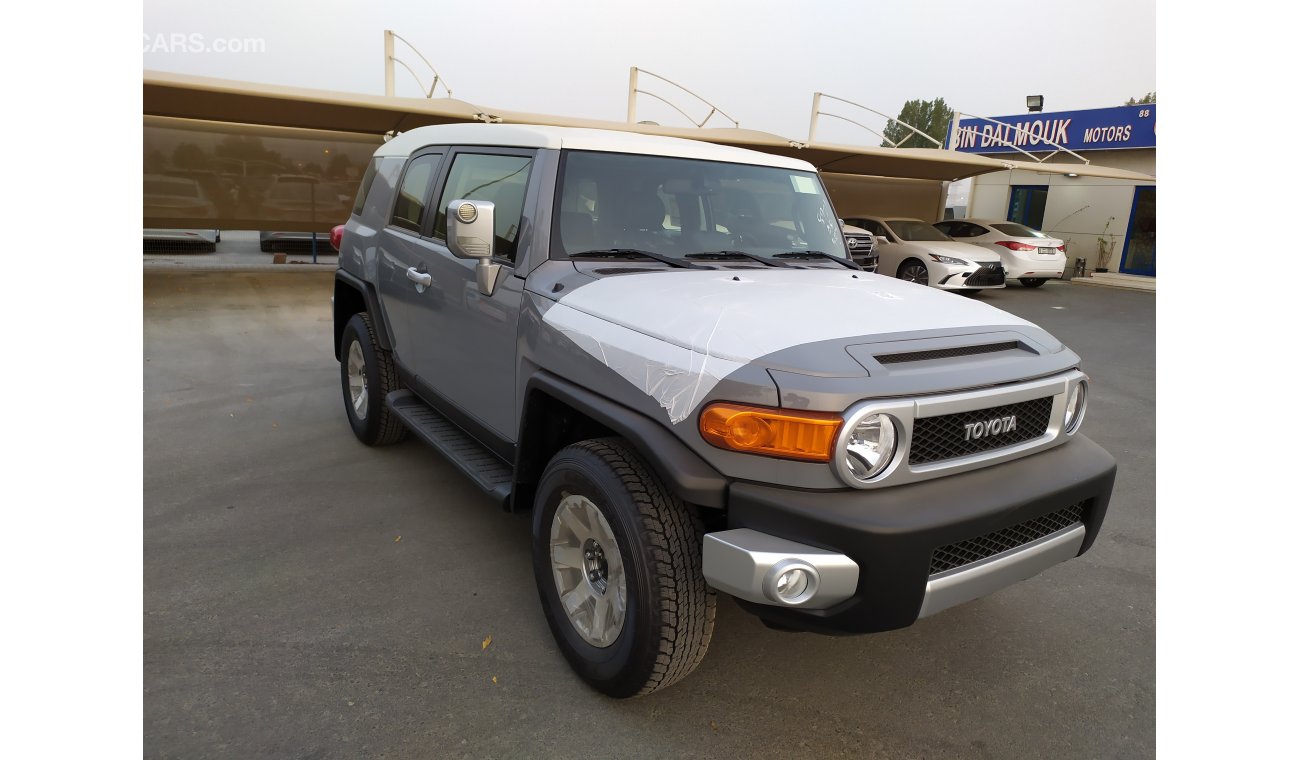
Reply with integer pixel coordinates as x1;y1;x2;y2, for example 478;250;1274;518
791;175;819;194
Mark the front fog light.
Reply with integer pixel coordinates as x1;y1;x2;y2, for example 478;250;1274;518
842;413;898;483
764;561;819;605
1064;381;1087;433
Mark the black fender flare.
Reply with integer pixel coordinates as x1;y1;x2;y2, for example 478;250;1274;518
519;372;727;509
334;270;394;359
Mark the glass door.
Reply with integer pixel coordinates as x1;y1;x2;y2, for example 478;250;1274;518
1007;185;1049;229
1119;187;1156;276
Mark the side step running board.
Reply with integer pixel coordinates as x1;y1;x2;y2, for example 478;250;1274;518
387;390;512;508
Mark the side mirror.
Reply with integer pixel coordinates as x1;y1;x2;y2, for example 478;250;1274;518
446;199;495;259
446;199;502;296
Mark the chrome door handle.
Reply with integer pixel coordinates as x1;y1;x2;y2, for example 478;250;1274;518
405;267;432;289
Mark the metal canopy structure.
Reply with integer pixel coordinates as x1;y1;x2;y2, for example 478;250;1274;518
144;70;1154;183
142;70;1153;230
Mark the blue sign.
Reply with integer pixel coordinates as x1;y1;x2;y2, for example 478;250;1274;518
946;104;1155;153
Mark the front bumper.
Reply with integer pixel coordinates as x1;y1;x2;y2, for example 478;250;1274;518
708;434;1116;634
933;261;1007;289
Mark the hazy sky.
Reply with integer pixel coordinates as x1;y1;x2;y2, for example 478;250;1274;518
143;0;1155;146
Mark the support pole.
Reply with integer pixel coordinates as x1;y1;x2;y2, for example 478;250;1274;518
808;92;822;144
384;30;395;97
627;67;638;123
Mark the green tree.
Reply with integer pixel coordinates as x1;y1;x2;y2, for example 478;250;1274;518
881;97;953;149
1125;92;1156;105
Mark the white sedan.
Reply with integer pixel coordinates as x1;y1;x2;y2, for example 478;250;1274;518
932;219;1067;288
843;216;1005;292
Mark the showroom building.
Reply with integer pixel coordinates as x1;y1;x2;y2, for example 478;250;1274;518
947;104;1156;277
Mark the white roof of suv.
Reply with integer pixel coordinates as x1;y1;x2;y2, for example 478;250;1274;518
374;123;816;172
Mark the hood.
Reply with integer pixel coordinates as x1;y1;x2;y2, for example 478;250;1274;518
538;268;1046;423
910;240;1001;262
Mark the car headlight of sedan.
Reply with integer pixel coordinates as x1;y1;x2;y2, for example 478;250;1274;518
927;253;969;265
835;411;900;485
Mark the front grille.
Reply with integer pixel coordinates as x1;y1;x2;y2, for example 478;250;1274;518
909;396;1052;465
876;341;1020;365
930;502;1086;576
966;262;1006;287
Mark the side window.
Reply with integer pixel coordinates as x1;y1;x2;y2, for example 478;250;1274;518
351;159;379;217
389;154;441;232
933;221;955;236
434;153;534;262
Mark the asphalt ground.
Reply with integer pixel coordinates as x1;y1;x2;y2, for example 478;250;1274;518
144;271;1155;759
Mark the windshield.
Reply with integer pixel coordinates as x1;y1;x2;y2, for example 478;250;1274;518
552;150;847;262
992;222;1048;238
887;220;951;242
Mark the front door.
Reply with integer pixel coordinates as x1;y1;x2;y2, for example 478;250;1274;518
1119;187;1156;277
401;148;536;441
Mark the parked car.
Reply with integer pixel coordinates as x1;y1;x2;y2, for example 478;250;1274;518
841;223;878;272
842;216;1005;292
143;174;220;252
933;219;1067;288
333;124;1114;698
259;175;351;252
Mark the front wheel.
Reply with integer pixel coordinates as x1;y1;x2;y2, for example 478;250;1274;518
897;259;930;286
1020;277;1047;288
532;438;715;698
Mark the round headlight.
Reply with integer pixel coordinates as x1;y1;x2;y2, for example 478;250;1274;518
841;413;898;483
1064;381;1087;434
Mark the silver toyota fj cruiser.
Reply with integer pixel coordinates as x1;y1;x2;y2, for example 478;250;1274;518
332;124;1116;697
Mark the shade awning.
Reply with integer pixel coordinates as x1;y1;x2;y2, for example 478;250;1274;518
145;70;1153;184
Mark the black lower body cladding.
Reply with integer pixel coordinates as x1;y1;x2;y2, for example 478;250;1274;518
725;435;1117;634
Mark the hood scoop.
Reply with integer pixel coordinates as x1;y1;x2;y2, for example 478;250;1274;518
874;341;1022;365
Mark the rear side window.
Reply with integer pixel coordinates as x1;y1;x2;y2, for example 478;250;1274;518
351;159;379;216
390;154;441;232
434;153;534;262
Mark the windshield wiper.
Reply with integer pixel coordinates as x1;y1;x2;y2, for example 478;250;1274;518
772;250;861;270
568;248;706;269
684;250;795;268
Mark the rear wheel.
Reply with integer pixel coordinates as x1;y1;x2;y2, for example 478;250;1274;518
1020;277;1047;288
897;259;929;286
339;313;407;446
532;438;715;698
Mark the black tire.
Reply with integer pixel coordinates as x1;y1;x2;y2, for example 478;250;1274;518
1020;277;1047;288
532;438;715;698
339;313;407;446
260;241;273;253
897;259;929;286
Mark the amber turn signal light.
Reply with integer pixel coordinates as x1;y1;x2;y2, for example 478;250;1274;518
699;403;843;462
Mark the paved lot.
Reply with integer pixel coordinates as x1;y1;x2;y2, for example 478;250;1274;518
144;272;1154;759
145;230;338;271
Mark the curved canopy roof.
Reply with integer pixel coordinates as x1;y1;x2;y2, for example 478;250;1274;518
144;70;1154;184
